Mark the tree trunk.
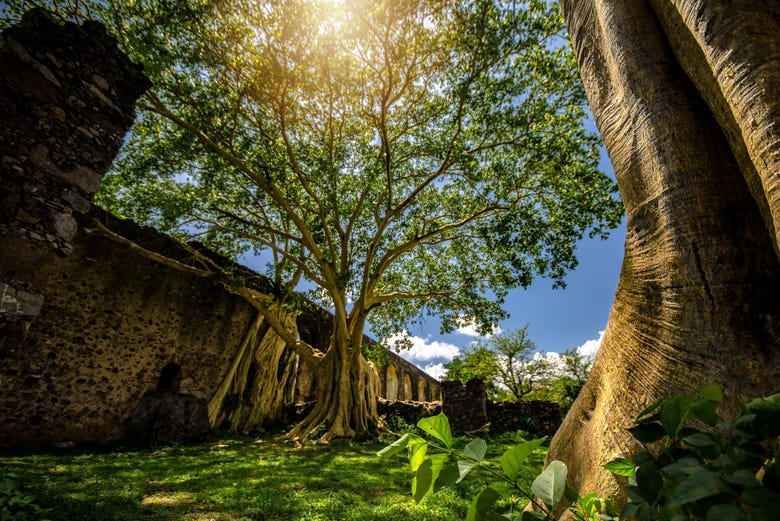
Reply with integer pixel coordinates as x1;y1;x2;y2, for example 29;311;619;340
284;325;381;442
208;305;298;433
549;0;780;503
285;336;379;443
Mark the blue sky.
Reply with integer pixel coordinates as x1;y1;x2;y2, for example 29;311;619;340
388;144;626;378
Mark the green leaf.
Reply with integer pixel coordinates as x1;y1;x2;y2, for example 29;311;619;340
409;441;428;472
661;397;688;436
500;438;546;480
457;459;477;483
520;512;546;521
531;460;567;508
434;461;460;491
636;398;665;420
667;472;729;507
417;414;453;449
466;486;501;521
412;458;434;503
635;461;662;503
464;438;487;462
685;399;719;427
698;385;724;404
603;458;636;477
377;433;412;458
682;432;717;448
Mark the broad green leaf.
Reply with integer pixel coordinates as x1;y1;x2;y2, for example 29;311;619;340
520;512;545;521
682;432;717;448
409;441;428;472
434;461;460;491
457;460;476;483
698;384;723;404
417;414;453;449
685;399;718;427
661;397;687;436
500;437;546;480
464;438;487;462
667;472;729;507
603;457;636;477
466;486;501;521
531;460;567;508
377;433;411;458
635;462;662;503
412;457;433;503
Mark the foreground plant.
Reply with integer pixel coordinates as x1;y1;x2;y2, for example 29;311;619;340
603;385;780;521
378;413;614;520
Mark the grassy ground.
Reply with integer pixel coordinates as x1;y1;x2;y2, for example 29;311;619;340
0;431;545;521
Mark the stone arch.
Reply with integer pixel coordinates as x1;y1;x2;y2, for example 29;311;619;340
156;363;182;392
402;373;412;401
385;363;398;401
417;379;427;402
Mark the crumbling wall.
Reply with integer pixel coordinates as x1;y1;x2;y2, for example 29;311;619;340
442;379;562;437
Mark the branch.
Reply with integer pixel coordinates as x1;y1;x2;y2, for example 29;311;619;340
87;220;217;278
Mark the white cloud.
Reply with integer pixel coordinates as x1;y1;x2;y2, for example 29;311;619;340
422;363;447;380
576;330;605;358
455;317;502;338
386;331;461;363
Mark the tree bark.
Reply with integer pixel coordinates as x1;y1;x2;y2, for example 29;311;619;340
549;0;780;503
207;305;298;433
284;320;381;442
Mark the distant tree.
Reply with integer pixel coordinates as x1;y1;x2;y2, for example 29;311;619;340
543;348;592;411
442;344;502;396
2;0;622;441
444;326;551;400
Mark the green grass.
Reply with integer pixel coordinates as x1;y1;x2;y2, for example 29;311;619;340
0;431;545;521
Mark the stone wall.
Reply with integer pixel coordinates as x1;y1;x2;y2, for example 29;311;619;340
442;379;562;437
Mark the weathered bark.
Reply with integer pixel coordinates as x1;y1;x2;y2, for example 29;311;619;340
207;306;298;433
284;319;381;442
549;0;780;505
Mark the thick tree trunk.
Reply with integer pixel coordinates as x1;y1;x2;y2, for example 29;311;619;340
549;0;780;504
284;323;381;442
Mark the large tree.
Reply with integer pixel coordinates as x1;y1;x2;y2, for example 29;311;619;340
5;0;622;441
546;0;780;507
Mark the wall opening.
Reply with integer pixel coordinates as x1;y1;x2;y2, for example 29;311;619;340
156;363;182;392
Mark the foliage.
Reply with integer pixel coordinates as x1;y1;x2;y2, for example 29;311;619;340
443;327;554;401
1;0;622;338
0;473;51;521
604;385;780;521
530;348;593;412
378;413;613;520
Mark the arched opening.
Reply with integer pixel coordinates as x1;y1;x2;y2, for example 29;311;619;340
385;364;398;401
417;380;427;402
402;374;412;401
156;363;182;392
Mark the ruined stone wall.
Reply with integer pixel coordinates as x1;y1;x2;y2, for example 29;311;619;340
441;379;562;437
1;207;260;446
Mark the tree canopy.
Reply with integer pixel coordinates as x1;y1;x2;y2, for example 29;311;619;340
2;0;622;439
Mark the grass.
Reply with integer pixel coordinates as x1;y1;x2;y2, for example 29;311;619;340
0;431;545;521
